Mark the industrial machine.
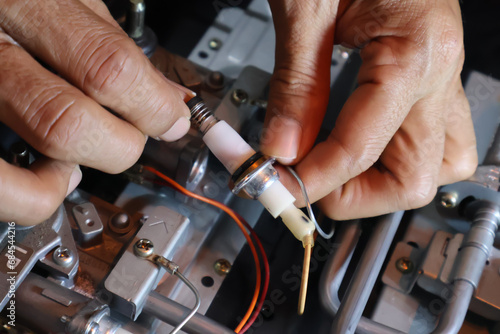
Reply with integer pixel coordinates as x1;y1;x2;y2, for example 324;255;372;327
0;0;498;333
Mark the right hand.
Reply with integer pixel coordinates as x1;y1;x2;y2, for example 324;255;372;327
0;0;192;225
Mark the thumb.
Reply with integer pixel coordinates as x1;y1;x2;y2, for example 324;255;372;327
261;0;338;164
0;158;81;226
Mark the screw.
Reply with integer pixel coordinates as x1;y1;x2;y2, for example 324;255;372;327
134;239;154;257
53;247;74;267
214;259;232;275
208;38;222;50
231;89;249;105
396;257;414;274
440;193;458;208
111;212;131;229
206;71;225;91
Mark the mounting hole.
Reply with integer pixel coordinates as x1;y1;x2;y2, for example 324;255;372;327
198;51;209;59
201;276;214;287
332;59;338;66
85;219;95;227
486;260;490;266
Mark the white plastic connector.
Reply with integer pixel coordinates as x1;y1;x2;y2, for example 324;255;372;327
202;120;315;245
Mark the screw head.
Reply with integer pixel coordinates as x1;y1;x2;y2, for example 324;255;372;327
53;247;74;267
440;193;458;208
134;239;154;257
214;259;232;276
208;38;222;50
206;71;225;91
231;89;249;105
396;257;414;274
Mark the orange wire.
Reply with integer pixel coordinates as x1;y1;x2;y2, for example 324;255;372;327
143;166;260;333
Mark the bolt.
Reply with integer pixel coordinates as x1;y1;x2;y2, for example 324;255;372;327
111;212;131;229
208;38;222;50
214;259;232;275
53;247;74;267
440;192;458;208
231;89;249;106
396;257;414;274
206;71;225;91
134;239;154;257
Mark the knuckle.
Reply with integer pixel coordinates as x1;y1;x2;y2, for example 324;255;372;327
24;91;83;159
271;65;329;99
81;36;142;98
330;135;381;179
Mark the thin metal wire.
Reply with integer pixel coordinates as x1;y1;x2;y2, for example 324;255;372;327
170;271;201;334
286;166;334;239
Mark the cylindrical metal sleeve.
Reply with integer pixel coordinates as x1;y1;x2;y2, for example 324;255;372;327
144;291;234;334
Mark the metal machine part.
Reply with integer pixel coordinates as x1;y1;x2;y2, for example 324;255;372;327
188;0;351;84
104;206;189;320
1;0;499;333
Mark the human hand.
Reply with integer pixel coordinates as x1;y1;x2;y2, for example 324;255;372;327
0;0;192;225
262;0;477;219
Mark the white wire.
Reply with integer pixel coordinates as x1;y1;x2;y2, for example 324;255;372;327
170;271;201;334
286;166;334;239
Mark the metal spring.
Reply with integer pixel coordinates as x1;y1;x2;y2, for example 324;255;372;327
189;99;218;135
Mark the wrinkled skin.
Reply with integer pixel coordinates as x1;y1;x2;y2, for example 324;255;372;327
0;0;192;225
0;0;477;225
261;0;477;219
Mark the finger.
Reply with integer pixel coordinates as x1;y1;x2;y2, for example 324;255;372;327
260;0;338;164
78;0;122;29
291;38;421;204
0;0;192;141
316;96;446;219
0;158;81;226
0;33;147;173
439;80;477;185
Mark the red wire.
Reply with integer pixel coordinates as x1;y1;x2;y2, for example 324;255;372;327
236;212;270;334
143;167;270;332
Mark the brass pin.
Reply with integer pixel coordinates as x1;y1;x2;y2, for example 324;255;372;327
298;242;312;315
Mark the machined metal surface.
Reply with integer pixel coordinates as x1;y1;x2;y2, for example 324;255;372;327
230;153;278;200
145;291;234;334
330;212;404;334
72;202;104;248
104;206;190;320
0;206;78;309
188;0;350;86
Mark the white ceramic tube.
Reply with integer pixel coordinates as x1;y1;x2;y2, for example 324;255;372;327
202;120;315;243
202;121;255;174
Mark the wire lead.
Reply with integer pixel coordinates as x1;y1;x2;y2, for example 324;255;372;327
170;271;201;334
286;166;334;239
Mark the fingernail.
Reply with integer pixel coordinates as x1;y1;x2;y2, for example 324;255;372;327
159;117;191;142
66;165;82;197
261;116;301;164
